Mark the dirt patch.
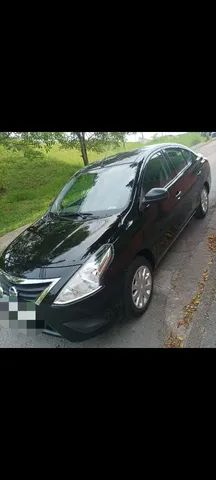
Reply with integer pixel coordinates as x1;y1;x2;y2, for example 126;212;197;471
165;333;184;348
0;185;6;196
177;269;209;329
208;234;216;253
165;233;216;348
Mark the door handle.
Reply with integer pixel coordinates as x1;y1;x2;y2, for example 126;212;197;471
175;191;182;200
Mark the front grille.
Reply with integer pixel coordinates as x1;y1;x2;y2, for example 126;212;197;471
0;275;51;302
0;270;60;304
0;269;61;337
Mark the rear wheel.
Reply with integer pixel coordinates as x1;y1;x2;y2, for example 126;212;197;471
195;185;209;219
124;257;153;319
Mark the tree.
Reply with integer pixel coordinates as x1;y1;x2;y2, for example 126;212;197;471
0;132;61;159
57;132;129;166
0;132;129;166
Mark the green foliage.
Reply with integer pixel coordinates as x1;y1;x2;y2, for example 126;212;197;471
0;132;57;159
0;132;205;236
0;132;128;165
58;132;127;151
143;132;205;147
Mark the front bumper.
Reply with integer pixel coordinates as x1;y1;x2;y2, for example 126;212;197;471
0;267;124;341
40;277;124;341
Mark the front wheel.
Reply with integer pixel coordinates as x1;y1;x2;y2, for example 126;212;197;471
124;257;154;319
195;185;209;219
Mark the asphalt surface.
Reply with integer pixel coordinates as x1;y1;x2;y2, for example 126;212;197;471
1;140;216;348
185;257;216;348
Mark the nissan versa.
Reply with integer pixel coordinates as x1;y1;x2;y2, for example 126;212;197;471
0;144;211;341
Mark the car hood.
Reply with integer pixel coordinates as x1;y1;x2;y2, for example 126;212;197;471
0;214;120;278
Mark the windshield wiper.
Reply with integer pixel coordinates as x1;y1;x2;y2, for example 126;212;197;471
78;212;94;217
48;211;59;218
58;212;96;219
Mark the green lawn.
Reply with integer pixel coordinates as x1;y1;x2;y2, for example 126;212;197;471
0;132;206;236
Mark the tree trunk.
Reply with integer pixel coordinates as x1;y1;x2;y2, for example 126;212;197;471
77;132;89;166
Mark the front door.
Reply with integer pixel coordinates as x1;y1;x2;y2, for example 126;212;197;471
139;149;185;261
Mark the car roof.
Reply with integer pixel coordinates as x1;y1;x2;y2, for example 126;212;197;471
85;143;191;171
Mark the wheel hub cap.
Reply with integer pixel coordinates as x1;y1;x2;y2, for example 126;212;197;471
131;266;152;309
201;188;208;213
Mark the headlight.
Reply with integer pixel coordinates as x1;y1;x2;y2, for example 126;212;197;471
54;244;114;305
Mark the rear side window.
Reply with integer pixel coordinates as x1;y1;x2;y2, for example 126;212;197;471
142;151;169;194
181;148;197;164
165;148;187;175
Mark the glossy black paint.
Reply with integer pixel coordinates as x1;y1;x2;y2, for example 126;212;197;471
0;143;211;341
144;187;169;202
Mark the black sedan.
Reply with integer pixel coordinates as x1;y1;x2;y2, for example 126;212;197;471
0;143;211;341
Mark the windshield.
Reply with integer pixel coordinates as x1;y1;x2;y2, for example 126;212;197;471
51;163;138;217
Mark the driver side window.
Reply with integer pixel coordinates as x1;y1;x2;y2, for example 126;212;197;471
142;151;169;194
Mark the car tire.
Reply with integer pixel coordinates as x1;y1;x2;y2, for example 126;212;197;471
124;256;154;319
195;185;209;219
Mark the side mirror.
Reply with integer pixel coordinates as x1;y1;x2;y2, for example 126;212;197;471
145;187;169;202
140;188;169;211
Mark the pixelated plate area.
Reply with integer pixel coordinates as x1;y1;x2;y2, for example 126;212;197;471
0;293;44;336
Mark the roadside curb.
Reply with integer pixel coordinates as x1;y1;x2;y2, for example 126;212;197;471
0;225;29;254
185;254;216;348
165;217;216;348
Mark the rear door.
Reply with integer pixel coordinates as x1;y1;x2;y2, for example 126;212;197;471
162;147;197;228
180;147;204;211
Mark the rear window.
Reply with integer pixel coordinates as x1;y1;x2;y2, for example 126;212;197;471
166;148;187;175
181;148;197;164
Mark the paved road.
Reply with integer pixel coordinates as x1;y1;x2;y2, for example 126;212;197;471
1;140;216;348
185;258;216;348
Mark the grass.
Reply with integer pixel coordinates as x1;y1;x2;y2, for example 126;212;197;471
0;132;206;236
141;132;206;147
